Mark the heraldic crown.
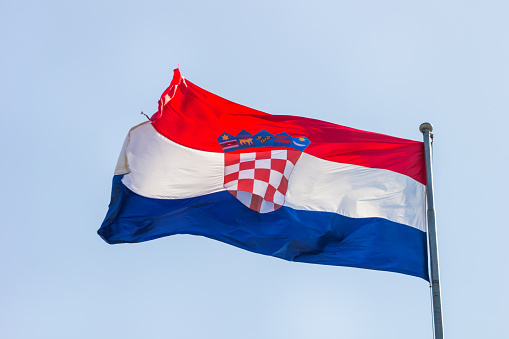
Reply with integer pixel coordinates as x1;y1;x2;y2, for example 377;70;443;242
217;129;311;152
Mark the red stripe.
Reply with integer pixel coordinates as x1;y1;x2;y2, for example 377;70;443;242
151;69;426;184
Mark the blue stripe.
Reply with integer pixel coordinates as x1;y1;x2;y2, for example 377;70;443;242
99;175;429;280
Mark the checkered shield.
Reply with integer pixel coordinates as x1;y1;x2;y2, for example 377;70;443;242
223;149;302;213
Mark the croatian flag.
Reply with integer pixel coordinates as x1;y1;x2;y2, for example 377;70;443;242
98;69;429;280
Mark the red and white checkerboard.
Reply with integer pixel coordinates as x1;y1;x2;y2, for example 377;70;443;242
223;149;302;213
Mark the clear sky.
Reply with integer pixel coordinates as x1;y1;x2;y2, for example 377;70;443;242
1;1;508;338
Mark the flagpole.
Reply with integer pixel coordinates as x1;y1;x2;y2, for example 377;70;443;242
419;122;444;339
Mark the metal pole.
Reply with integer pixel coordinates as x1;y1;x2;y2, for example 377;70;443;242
419;122;444;339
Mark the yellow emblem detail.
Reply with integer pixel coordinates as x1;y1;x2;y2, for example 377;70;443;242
299;137;306;141
222;134;229;140
239;138;253;146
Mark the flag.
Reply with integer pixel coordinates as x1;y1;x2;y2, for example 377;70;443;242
98;69;428;280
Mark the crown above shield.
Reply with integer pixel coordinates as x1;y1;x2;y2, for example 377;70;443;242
217;129;311;152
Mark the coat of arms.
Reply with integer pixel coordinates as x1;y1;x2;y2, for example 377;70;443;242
217;129;310;213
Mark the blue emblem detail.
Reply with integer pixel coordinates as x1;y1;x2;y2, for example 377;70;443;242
217;130;311;152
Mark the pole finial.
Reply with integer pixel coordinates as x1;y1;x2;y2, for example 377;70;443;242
419;122;433;133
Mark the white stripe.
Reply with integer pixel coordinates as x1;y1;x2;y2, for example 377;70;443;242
120;123;426;231
121;122;224;199
285;153;426;232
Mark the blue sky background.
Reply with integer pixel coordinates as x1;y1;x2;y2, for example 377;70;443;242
1;1;508;338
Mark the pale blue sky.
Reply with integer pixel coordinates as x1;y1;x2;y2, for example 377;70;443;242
1;1;508;338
